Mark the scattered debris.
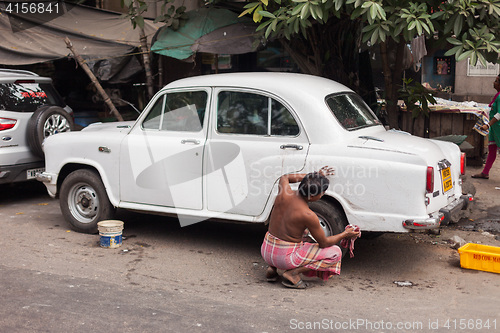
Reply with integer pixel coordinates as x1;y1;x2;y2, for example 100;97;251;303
394;281;413;287
449;235;467;249
481;231;495;238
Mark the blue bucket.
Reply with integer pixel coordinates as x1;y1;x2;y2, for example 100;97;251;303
99;233;122;248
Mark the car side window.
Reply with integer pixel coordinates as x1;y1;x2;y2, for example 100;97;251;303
217;91;299;136
270;99;300;136
142;91;207;132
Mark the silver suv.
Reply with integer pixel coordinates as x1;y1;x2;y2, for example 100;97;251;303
0;69;73;184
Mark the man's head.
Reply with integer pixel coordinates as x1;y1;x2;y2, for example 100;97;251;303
298;172;330;200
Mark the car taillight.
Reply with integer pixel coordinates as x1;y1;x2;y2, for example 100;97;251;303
0;118;16;131
426;166;434;193
460;152;466;175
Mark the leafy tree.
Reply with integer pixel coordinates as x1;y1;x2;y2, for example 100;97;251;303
237;0;500;128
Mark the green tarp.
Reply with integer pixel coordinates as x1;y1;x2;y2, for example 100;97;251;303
151;8;255;60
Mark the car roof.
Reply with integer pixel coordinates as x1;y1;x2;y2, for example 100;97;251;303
0;69;51;83
164;72;352;97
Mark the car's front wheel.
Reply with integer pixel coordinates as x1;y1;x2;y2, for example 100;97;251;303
309;199;349;256
59;169;114;234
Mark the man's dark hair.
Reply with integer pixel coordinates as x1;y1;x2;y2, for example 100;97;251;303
298;172;330;198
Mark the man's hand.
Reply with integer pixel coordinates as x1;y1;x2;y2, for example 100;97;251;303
344;225;361;239
319;166;335;177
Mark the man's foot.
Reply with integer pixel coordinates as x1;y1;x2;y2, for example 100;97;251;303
471;172;489;179
282;278;308;289
281;268;311;288
266;266;279;282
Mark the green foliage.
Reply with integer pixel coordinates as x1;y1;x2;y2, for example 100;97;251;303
155;2;188;30
234;0;500;66
121;0;187;30
398;78;437;119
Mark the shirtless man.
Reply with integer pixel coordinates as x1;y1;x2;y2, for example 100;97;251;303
261;166;360;289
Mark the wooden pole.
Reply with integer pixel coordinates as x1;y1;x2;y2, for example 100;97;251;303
134;0;154;100
64;37;124;122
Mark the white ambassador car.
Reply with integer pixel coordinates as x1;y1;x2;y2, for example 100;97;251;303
37;73;472;234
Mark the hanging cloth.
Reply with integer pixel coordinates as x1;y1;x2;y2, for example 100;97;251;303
411;35;427;72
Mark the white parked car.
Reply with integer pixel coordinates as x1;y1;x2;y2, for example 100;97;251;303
37;73;472;234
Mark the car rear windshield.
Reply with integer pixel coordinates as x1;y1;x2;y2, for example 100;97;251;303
326;93;381;130
0;82;65;112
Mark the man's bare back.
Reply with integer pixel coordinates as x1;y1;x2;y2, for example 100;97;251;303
268;167;359;248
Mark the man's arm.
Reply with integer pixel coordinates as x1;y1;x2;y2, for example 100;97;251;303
282;173;307;184
279;166;334;187
276;173;307;197
305;213;360;248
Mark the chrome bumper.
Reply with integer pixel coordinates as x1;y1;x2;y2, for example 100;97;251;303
403;194;474;230
440;194;473;225
35;172;52;183
35;171;57;198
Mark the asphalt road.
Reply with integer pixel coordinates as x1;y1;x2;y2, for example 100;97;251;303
0;176;499;333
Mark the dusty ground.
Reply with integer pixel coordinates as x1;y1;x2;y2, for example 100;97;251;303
0;161;499;332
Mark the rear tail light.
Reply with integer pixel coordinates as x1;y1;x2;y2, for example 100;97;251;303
0;118;17;131
460;152;466;175
426;166;434;193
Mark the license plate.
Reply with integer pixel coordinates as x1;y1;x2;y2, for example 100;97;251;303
441;167;453;192
27;168;44;179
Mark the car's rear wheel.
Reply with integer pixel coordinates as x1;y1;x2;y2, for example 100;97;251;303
59;169;114;234
309;199;349;256
27;105;73;158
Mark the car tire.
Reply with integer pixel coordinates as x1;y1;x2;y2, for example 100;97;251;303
309;199;349;256
60;169;115;234
27;105;73;158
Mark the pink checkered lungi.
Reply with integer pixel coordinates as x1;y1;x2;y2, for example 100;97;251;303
261;232;342;281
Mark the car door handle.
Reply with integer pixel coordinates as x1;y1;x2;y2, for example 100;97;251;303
280;144;303;150
181;139;200;145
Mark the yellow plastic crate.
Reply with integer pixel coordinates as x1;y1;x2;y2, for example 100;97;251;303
458;243;500;274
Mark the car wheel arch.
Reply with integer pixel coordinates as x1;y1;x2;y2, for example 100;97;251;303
57;164;104;195
309;195;349;234
56;162;121;208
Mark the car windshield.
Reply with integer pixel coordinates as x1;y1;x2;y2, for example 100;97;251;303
326;93;381;130
0;82;64;112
